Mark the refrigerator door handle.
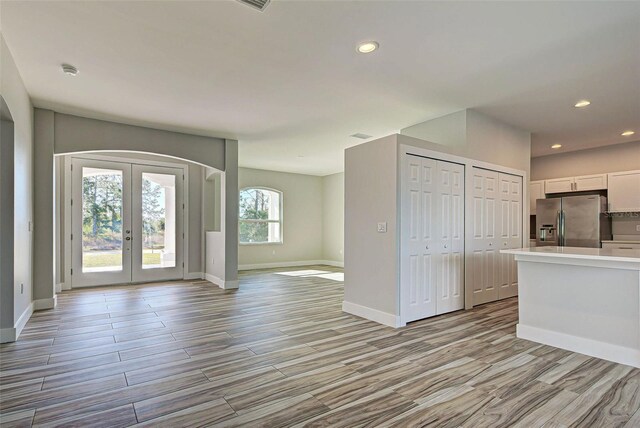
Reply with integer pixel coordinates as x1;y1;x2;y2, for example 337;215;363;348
559;210;566;246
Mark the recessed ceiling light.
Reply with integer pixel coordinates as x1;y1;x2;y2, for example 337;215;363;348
621;130;635;137
551;144;562;149
61;63;78;76
357;41;378;54
574;100;590;108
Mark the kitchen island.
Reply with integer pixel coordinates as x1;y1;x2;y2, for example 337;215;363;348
501;246;640;368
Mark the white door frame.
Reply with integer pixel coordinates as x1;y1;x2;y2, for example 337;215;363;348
64;153;189;288
398;144;527;316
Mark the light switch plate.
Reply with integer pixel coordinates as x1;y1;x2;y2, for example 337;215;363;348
636;225;640;232
377;222;387;233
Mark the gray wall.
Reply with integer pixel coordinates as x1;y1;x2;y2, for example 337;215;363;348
1;117;15;333
531;141;640;180
54;113;226;170
238;167;324;267
322;172;344;264
0;35;34;338
344;135;399;315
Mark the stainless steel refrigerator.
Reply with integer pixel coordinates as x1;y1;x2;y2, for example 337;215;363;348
536;195;611;247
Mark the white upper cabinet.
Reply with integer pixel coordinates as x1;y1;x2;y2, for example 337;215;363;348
574;174;608;191
545;177;574;194
544;174;607;194
608;170;640;212
529;181;545;214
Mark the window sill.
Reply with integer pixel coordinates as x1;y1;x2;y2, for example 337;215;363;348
239;242;284;246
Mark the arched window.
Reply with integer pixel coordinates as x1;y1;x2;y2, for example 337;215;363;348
239;187;283;244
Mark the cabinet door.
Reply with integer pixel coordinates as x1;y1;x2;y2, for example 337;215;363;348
545;177;574;193
471;167;499;305
608;171;640;212
435;160;464;315
575;174;607;191
400;155;437;323
498;174;522;300
602;242;640;250
529;181;545;214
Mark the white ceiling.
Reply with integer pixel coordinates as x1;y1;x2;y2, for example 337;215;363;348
2;1;639;175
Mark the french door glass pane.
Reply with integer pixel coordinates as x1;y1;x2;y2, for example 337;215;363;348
82;167;123;273
142;173;176;269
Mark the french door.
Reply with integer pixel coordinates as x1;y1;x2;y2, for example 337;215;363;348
71;158;184;287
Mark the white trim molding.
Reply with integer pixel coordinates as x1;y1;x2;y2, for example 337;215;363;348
184;272;204;280
1;302;35;343
205;273;239;290
34;296;58;311
342;301;403;328
517;324;640;369
55;283;63;293
238;260;343;271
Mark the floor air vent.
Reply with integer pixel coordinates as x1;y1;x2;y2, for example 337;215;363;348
237;0;270;11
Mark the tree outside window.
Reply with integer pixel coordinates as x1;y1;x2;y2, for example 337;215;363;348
239;188;282;244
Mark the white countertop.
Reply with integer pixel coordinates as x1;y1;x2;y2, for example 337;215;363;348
602;240;640;244
501;246;640;263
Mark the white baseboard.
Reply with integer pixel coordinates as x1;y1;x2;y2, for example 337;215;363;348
517;323;640;369
34;296;57;311
342;301;402;328
55;283;63;293
184;272;204;280
1;302;34;343
238;260;344;271
205;273;239;290
62;282;72;291
321;260;344;268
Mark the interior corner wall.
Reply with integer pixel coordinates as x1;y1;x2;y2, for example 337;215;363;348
0;34;34;339
1;118;16;335
322;172;344;265
238;167;323;268
344;134;399;317
33;109;55;306
223;140;239;283
401;109;531;176
401;110;467;149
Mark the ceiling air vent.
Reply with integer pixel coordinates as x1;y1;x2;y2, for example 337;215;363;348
351;133;372;140
236;0;270;11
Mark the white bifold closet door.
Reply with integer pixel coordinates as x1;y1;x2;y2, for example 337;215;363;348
471;167;522;305
401;154;464;324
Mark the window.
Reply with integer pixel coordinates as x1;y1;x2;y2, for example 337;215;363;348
239;188;282;244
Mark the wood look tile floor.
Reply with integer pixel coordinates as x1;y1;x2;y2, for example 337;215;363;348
2;265;640;427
